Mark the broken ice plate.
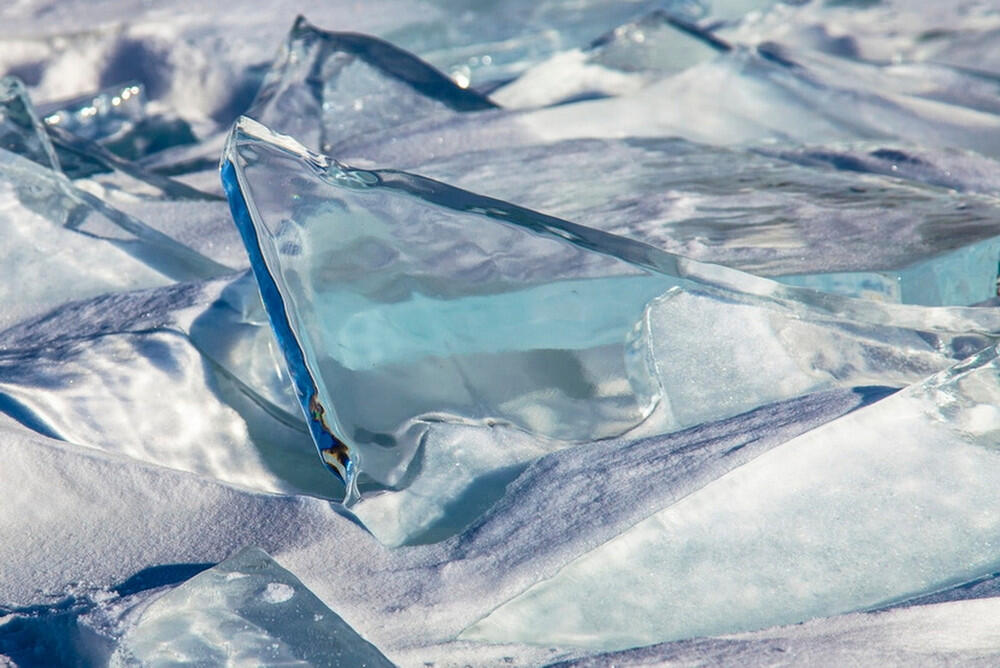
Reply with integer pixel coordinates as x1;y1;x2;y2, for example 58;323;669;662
222;116;680;503
221;115;1000;521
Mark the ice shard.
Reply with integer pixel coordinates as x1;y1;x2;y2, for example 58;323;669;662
0;145;230;327
0;76;59;171
40;82;147;144
383;136;1000;305
222;116;1000;542
222;116;679;502
464;344;1000;650
625;284;990;436
1;76;218;200
492;10;726;108
547;597;1000;666
247;16;496;155
110;547;393;667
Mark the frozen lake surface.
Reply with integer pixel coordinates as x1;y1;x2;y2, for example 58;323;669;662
4;0;1000;665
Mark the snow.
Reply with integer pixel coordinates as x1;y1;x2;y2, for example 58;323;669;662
5;0;1000;665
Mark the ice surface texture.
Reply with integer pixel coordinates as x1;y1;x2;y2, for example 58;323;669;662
222;114;1000;540
112;547;392;667
248;16;496;155
222;116;679;502
10;0;1000;664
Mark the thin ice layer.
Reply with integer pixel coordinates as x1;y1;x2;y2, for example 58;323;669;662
395;137;1000;304
223;116;1000;509
39;82;147;143
626;285;987;436
0;147;229;328
222;116;678;501
0;76;59;170
0;276;334;500
465;344;1000;650
492;10;725;108
110;547;393;667
247;16;496;155
547;597;1000;667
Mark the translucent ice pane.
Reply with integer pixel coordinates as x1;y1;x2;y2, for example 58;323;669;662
40;82;147;143
492;10;725;108
222;117;681;501
464;344;1000;650
0;147;229;327
248;16;496;155
386;137;1000;304
223;116;1000;513
0;76;59;171
628;285;985;436
111;547;393;667
778;233;1000;306
38;80;198;166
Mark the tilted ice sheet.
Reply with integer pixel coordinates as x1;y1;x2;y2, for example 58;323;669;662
547;596;1000;667
39;81;148;143
111;547;393;667
625;285;988;436
385;136;1000;302
466;344;1000;650
224;116;1000;540
492;10;725;108
0;276;340;500
223;116;681;502
248;16;496;155
0;75;59;170
4;72;223;201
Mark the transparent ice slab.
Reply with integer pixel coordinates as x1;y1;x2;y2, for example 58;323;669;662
464;343;1000;650
110;547;393;667
627;284;989;436
386;136;1000;305
223;116;680;502
39;82;147;144
40;81;198;164
0;76;60;171
0;276;336;499
222;116;1000;536
383;0;706;89
492;10;726;108
2;75;219;201
0;147;228;328
247;16;496;156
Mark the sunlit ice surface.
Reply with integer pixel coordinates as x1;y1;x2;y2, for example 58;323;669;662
6;0;1000;665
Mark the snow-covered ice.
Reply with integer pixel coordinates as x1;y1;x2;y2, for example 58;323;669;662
6;0;1000;665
